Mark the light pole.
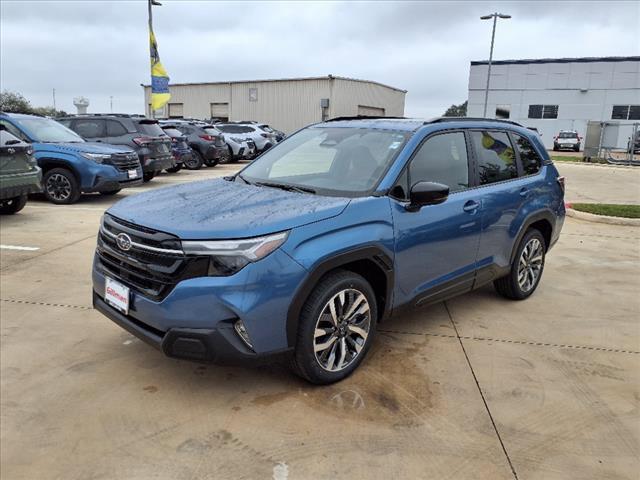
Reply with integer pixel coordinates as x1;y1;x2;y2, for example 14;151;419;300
480;12;511;118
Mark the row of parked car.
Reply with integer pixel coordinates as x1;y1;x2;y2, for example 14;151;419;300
0;111;283;210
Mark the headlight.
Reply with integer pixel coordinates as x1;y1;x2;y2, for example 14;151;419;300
182;231;289;276
81;152;111;163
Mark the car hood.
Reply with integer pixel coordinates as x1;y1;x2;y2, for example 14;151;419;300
107;178;350;239
32;142;134;154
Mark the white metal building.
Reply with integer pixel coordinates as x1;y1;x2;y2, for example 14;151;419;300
143;76;406;134
467;56;640;149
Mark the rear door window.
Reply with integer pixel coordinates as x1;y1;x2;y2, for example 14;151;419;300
470;131;517;185
74;119;106;138
513;134;542;176
106;120;128;137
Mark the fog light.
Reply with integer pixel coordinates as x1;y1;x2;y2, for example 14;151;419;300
234;319;253;349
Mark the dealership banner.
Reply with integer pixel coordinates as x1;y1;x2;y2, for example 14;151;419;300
148;1;170;111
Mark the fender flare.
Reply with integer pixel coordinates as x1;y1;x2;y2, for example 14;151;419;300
285;245;394;347
37;156;82;184
509;209;556;264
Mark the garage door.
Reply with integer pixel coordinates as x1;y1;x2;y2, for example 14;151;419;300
168;103;184;118
210;102;229;121
358;105;385;117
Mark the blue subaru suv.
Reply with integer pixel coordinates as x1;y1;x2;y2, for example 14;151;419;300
92;117;565;384
0;113;143;204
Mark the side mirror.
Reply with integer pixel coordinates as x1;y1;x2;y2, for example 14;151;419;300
407;181;449;210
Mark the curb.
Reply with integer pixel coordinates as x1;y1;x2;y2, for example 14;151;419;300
554;161;639;170
566;208;640;226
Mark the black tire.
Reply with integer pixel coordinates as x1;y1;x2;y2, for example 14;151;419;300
43;168;81;204
184;150;203;170
99;189;121;196
553;145;558;151
166;165;182;173
494;228;546;300
291;270;377;384
204;157;219;167
574;144;580;152
0;195;28;214
217;146;233;164
142;171;156;182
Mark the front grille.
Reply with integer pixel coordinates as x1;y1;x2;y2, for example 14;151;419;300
110;153;141;172
96;214;208;301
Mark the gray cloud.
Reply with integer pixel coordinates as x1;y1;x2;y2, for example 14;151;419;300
1;0;638;119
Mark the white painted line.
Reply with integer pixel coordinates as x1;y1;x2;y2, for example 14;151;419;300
0;245;40;251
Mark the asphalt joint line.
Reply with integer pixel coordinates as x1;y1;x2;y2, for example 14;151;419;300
0;298;93;311
443;301;520;480
377;329;640;355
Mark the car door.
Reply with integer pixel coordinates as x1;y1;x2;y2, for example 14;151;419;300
468;130;529;280
72;119;106;142
390;130;482;307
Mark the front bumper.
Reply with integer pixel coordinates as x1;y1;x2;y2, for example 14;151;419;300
93;292;284;364
82;175;143;193
92;247;307;362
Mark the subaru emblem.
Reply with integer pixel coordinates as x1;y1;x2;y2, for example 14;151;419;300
116;233;132;251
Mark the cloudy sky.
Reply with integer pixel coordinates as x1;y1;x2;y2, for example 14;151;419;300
1;0;638;118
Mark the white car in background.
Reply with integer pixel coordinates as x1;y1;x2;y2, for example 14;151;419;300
215;123;278;155
553;130;581;152
202;125;256;162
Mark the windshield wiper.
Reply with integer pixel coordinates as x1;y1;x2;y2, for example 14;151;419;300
254;181;316;194
236;173;252;184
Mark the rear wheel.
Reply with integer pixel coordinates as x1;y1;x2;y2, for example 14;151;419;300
43;168;81;204
292;270;377;384
204;157;219;167
166;164;182;173
184;151;203;170
494;228;546;300
0;195;28;214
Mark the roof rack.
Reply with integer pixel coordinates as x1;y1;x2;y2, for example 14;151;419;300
325;115;409;122
427;117;523;127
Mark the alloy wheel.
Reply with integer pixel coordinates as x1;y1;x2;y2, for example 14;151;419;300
46;173;72;201
313;288;371;372
517;238;544;292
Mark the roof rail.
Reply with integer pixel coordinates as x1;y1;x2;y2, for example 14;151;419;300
61;113;147;118
427;117;523;127
325;115;408;122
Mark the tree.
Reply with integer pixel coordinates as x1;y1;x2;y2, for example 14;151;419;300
32;106;68;118
0;90;32;113
443;100;467;117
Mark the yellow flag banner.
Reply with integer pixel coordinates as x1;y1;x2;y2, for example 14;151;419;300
149;19;170;110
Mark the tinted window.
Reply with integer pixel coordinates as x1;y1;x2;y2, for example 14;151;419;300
135;121;165;137
513;134;542;176
0;120;28;141
74;119;105;138
217;125;254;134
409;132;469;192
558;132;577;138
161;128;183;138
11;117;84;143
471;131;517;185
106;120;127;137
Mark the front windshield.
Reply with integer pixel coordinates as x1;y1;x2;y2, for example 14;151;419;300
14;117;84;143
240;127;409;196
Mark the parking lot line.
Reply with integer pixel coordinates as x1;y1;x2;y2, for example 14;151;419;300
0;244;40;251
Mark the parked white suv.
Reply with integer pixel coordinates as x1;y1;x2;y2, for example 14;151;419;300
553;130;581;152
202;125;256;162
216;123;278;155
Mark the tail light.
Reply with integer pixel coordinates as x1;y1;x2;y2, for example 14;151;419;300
557;176;565;193
199;134;215;141
171;138;177;143
133;137;151;146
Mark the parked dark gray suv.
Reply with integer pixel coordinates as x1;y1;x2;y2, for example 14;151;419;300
159;120;229;168
60;114;174;182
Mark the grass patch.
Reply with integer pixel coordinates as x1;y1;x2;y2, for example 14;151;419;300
570;203;640;219
551;155;583;163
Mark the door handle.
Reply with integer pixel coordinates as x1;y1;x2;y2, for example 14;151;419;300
519;187;529;197
95;140;103;142
463;200;480;213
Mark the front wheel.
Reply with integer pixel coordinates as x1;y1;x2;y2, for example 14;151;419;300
0;195;28;214
142;171;156;182
204;157;219;167
166;165;182;173
292;270;377;384
494;228;546;300
43;168;81;204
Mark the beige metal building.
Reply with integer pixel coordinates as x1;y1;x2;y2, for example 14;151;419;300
143;75;406;133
